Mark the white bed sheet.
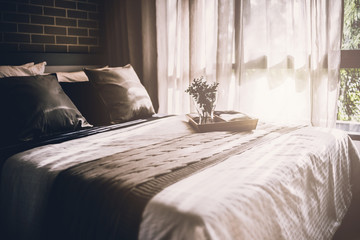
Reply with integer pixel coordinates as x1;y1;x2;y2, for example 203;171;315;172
1;116;359;240
0;116;192;239
139;127;360;240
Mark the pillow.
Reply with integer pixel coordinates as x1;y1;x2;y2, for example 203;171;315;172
28;61;47;75
84;64;155;123
0;61;47;78
60;81;110;126
0;62;33;77
0;74;91;145
21;62;35;67
0;62;34;68
56;71;89;82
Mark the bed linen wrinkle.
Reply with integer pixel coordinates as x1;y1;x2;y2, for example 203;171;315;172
43;125;299;240
1;116;187;240
0;116;281;240
139;127;358;240
1;116;359;240
58;125;286;186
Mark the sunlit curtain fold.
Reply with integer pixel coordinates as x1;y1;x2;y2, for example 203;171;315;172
155;0;342;127
237;0;342;126
238;0;314;124
156;0;235;114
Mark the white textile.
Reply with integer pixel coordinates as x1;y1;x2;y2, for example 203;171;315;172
1;116;359;240
140;127;360;240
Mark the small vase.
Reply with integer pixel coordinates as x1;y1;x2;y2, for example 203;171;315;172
194;97;217;125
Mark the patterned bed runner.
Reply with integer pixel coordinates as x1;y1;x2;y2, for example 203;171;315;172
44;124;301;240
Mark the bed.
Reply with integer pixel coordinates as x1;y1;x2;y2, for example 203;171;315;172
0;59;360;240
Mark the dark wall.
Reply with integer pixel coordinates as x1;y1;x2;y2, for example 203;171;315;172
0;0;103;55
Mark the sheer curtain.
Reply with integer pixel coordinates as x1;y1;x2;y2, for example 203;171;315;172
237;0;342;126
156;0;235;114
155;0;342;127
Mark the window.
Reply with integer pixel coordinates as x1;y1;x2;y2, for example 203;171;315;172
337;0;360;133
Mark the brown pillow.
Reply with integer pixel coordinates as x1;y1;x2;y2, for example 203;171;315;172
84;64;155;124
0;74;91;145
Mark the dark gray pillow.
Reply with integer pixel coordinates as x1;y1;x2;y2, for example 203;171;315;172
0;74;92;145
59;81;110;126
84;65;155;124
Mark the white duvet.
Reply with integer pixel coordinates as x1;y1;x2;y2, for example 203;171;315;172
140;127;360;240
1;116;360;240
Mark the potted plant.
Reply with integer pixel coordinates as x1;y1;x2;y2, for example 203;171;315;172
185;76;219;124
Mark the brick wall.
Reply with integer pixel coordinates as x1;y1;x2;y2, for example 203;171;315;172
0;0;103;54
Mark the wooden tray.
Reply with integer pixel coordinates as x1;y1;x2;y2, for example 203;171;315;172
186;112;258;132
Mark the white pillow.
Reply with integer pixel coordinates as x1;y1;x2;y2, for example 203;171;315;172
0;61;46;78
0;62;34;75
21;62;35;67
27;61;47;75
56;71;89;82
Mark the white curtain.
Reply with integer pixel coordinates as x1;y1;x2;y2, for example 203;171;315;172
155;0;342;127
156;0;235;114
